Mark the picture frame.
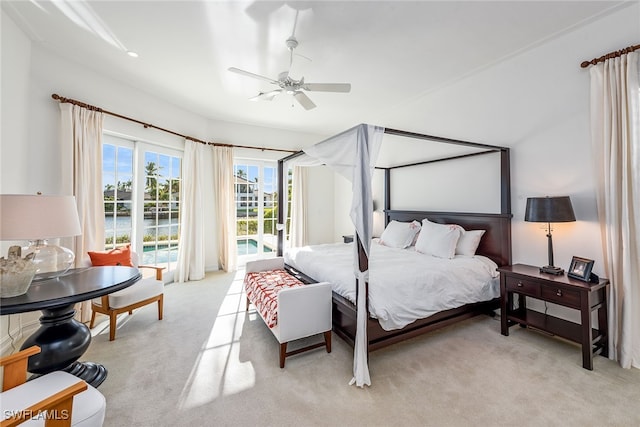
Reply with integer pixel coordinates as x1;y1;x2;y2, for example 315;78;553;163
567;256;594;282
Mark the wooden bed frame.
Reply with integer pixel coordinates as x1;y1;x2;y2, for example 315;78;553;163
278;126;512;355
286;209;512;352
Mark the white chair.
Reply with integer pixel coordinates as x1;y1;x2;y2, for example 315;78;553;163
0;346;106;427
89;252;164;341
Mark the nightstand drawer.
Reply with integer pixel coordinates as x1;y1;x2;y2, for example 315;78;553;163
505;276;539;297
541;284;581;308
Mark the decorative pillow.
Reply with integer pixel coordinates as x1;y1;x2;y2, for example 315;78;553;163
88;244;133;267
415;219;461;259
379;220;422;249
455;229;486;256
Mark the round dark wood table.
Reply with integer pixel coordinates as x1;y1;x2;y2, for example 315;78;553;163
0;266;141;387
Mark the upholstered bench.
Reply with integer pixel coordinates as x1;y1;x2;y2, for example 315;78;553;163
244;257;332;368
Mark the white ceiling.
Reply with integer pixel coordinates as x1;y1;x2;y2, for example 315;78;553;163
2;1;625;136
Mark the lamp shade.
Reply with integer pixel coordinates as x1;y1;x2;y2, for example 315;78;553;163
0;194;81;241
524;196;576;223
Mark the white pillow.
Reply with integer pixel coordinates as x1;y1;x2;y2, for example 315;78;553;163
415;219;462;259
379;220;421;249
455;229;486;256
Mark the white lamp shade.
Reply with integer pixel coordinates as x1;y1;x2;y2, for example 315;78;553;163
0;194;82;241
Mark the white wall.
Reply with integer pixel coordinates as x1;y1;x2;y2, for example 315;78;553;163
306;166;335;245
1;11;31;193
389;152;501;213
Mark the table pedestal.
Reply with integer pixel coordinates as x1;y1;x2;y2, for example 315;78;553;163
21;303;107;387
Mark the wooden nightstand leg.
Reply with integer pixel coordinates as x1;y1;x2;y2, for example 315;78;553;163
599;284;609;358
500;278;509;336
580;296;594;370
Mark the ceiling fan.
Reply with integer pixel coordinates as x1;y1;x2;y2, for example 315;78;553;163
228;20;351;110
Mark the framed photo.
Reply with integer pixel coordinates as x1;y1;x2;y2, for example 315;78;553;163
567;256;594;282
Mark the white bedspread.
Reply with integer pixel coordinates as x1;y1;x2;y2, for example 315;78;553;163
284;241;500;331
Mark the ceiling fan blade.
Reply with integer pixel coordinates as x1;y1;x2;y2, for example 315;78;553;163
302;83;351;93
293;91;316;110
228;67;278;84
249;90;282;101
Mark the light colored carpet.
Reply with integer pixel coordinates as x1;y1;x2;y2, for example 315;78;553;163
85;270;640;427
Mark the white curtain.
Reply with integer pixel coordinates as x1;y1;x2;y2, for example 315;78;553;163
590;51;640;368
303;124;384;387
59;104;105;322
174;140;209;282
213;146;237;272
289;165;308;247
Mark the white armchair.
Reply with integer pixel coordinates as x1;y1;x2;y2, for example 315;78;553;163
0;346;105;427
89;252;164;341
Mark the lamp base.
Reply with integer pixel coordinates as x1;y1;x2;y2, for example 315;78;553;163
540;265;564;275
25;240;75;281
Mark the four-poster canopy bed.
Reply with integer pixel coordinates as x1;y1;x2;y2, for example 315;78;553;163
275;124;512;386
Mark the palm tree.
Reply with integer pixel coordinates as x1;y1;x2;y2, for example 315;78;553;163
145;162;161;196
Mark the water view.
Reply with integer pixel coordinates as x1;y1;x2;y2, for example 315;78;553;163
105;217;179;238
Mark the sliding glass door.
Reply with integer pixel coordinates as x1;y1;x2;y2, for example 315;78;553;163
103;134;182;277
234;160;277;262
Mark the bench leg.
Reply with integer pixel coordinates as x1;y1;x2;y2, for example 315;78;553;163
280;342;287;368
324;331;332;353
246;297;250;311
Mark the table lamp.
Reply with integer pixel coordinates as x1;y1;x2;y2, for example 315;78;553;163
525;196;576;275
1;194;82;296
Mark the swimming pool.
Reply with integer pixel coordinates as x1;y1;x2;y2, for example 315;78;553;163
142;245;178;265
237;239;273;256
139;239;272;263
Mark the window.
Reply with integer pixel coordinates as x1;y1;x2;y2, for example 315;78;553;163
103;142;134;249
103;134;182;274
142;151;181;267
234;160;278;260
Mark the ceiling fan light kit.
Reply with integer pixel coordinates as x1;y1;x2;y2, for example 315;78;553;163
229;20;351;110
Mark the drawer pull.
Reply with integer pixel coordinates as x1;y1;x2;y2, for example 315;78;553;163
517;281;524;287
556;289;563;297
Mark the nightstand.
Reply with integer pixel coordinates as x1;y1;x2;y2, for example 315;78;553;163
498;263;609;370
342;235;354;243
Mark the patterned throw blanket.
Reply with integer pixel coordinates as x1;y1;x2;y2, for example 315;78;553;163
244;269;305;328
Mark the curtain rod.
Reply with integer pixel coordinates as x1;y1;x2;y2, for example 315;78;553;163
51;94;297;153
580;43;640;68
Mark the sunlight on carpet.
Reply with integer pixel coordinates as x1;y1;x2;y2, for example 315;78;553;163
90;311;135;338
178;270;256;409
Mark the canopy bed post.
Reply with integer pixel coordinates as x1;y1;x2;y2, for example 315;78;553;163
500;148;511;215
277;158;285;257
384;168;391;226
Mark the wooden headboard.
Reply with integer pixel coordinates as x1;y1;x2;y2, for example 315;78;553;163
385;210;512;267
